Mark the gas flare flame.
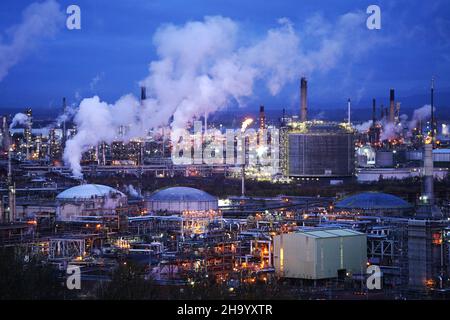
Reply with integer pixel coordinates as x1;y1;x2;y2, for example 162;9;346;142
241;118;253;132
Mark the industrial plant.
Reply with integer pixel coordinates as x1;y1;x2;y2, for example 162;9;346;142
1;1;450;304
1;75;450;301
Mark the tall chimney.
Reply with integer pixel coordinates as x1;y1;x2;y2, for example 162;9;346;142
140;86;147;102
431;77;435;146
372;98;376;128
389;88;395;123
259;105;266;130
62;97;67;149
347;98;351;125
300;77;307;122
423;142;434;205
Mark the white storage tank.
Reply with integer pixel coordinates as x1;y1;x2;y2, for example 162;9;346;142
56;184;127;221
273;228;367;279
145;187;218;213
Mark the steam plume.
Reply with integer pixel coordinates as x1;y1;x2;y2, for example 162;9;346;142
64;13;377;177
0;0;64;82
10;113;29;128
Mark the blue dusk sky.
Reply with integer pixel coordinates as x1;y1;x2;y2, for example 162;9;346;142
0;0;449;117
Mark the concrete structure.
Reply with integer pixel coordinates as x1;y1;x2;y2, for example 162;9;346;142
56;184;127;221
389;89;395;123
300;77;307;122
273;228;367;279
259;105;266;130
146;187;218;213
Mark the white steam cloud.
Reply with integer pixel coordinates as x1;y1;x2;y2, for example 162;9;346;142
379;105;432;141
0;0;64;82
355;120;373;133
64;13;377;177
10;113;29;128
409;104;433;132
125;185;140;198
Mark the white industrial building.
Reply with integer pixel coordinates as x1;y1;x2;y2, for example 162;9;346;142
56;184;127;221
273;228;367;280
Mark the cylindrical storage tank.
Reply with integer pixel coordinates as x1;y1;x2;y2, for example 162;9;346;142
375;151;394;167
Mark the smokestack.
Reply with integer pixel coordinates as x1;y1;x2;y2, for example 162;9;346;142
25;108;32;160
62;97;67;149
140;86;147;102
259;105;266;130
1;116;10;152
431;77;435;146
101;142;106;166
7;147;12;184
372;99;376;128
347;98;351;125
300;77;307;122
389;88;395;123
423;142;434;205
8;183;16;222
241;138;246;198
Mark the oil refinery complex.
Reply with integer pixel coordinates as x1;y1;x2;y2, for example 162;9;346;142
1;77;450;300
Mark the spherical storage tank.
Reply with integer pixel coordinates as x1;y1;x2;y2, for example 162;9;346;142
56;184;127;221
335;192;413;216
146;187;218;213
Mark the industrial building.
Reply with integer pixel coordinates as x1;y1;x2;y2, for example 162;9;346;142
273;228;367;279
281;121;355;178
280;78;356;179
408;219;449;289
